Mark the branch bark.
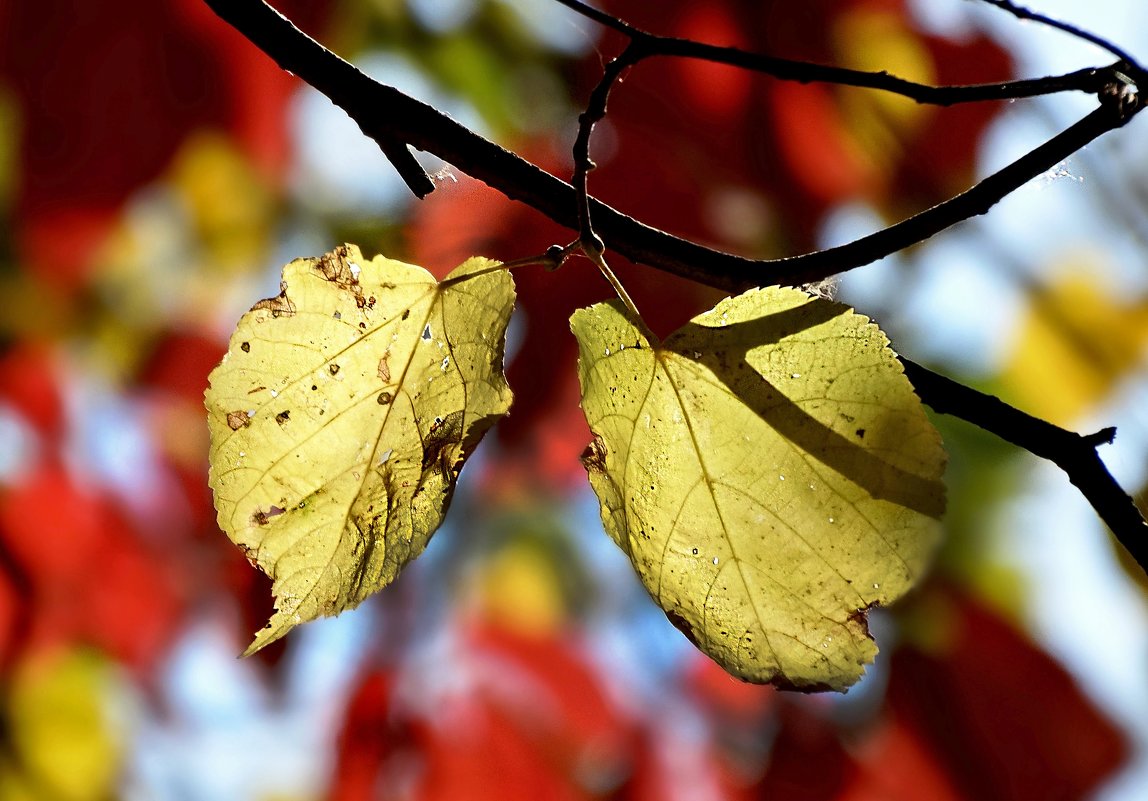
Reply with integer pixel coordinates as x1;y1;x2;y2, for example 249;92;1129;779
202;0;1141;293
901;360;1147;565
202;0;1148;572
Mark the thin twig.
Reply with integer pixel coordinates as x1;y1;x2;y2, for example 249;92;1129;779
764;103;1133;289
572;40;644;253
550;0;635;36
554;0;1116;106
976;0;1143;71
901;359;1148;567
588;250;647;333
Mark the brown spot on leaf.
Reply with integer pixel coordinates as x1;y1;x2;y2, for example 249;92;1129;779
236;542;260;568
251;505;286;526
378;353;391;382
421;411;465;470
315;247;358;287
377;391;393;405
226;410;251;430
240;342;251;353
315;247;371;311
250;284;296;318
580;434;608;473
329;363;340;376
275;410;291;426
664;610;700;647
247;386;266;395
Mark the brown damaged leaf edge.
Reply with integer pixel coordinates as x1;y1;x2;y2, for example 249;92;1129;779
250;287;296;317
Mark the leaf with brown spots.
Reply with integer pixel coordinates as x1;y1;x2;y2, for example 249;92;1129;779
206;244;514;654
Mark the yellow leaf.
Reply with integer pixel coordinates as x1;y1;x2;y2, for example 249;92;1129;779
207;244;514;654
572;290;945;691
1003;272;1148;426
0;650;121;801
832;9;935;164
473;540;568;636
169;131;275;270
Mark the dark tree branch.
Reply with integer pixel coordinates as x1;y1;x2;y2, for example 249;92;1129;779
571;41;644;254
554;0;1118;106
902;359;1148;566
203;0;1141;294
381;138;435;198
203;0;1148;571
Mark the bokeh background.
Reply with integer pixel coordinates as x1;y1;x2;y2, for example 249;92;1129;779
1;0;1147;799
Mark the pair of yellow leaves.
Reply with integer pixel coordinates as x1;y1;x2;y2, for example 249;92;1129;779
206;245;945;691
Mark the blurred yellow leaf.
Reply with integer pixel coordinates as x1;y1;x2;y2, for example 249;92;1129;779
833;9;935;171
87;132;279;381
0;85;20;216
1003;272;1148;426
169;130;275;271
207;244;514;654
0;650;121;801
572;291;946;690
473;539;568;635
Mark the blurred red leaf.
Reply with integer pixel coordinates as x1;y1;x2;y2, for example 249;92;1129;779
0;0;330;292
329;670;402;801
139;330;226;405
0;461;108;587
0;556;22;669
585;0;1014;252
460;620;634;771
670;6;753;122
0;341;66;443
0;461;183;669
76;508;184;669
888;588;1129;801
894;32;1013;204
767;81;877;208
684;652;777;727
757;702;857;801
328;618;636;801
840;715;966;801
413;700;596;801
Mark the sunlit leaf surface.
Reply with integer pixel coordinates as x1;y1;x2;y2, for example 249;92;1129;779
207;244;514;653
573;290;946;690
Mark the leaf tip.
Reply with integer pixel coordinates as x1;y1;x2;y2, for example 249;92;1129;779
241;610;295;658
